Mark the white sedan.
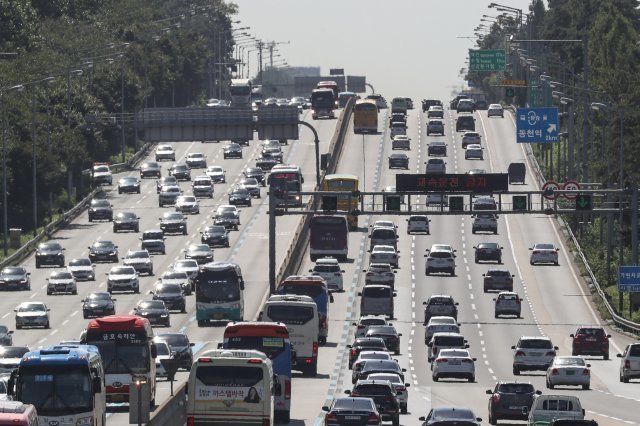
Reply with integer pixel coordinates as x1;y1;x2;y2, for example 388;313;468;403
431;349;476;382
351;351;393;384
369;245;399;268
175;195;200;214
529;243;560;265
546;356;591;390
487;103;504;117
464;144;484;160
425;317;460;344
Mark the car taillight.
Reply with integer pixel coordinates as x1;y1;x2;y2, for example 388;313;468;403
325;413;338;422
385;395;395;402
492;394;501;404
515;351;526;356
516;298;521;304
187;416;195;426
357;325;365;329
368;413;380;424
285;379;291;399
551;368;559;375
625;360;631;369
396;385;406;392
582;368;590;375
533;250;540;254
313;342;318;357
436;358;447;363
545;351;556;357
351;391;359;397
321;317;327;329
351;348;358;356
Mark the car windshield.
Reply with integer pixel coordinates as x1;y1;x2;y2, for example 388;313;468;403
433;336;465;346
127;251;149;259
432;408;476;420
205;226;226;235
354;338;386;349
111;267;134;275
93;241;114;248
628;345;640;356
50;271;73;279
173;165;188;171
18;304;45;312
156;284;182;294
353;384;392;395
175;261;197;269
91;199;109;207
116;213;136;220
163;213;183;220
430;297;454;305
520;339;552;349
39;243;62;250
577;328;605;337
0;347;29;358
140;301;164;309
332;398;374;410
179;196;196;203
163;272;188;280
430;252;452;259
188;244;209;252
157;333;189;347
555;357;586;366
209;167;223;173
488;270;511;276
87;293;111;301
1;267;25;275
360;318;387;326
536;244;555;250
498;383;535;394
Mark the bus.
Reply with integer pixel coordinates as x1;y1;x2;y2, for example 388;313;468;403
316;80;340;101
82;315;157;405
277;275;332;345
310;88;336;119
186;349;274;426
195;261;245;325
309;215;349;261
229;78;252;108
9;345;106;426
322;173;360;230
221;322;293;423
353;98;379;134
261;295;319;377
267;164;304;207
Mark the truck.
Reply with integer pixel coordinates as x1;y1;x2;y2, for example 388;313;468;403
91;162;112;186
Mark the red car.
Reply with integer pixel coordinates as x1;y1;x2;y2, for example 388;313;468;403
571;326;611;359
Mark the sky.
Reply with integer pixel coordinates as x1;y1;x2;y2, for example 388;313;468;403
231;0;535;102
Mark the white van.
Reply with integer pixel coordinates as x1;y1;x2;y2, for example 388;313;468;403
359;284;396;317
261;295;319;376
524;394;584;425
0;401;38;426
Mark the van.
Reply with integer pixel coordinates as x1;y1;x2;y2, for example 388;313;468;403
508;162;526;184
369;226;398;250
359;284;396;317
0;401;38;426
140;229;166;254
524;394;584;425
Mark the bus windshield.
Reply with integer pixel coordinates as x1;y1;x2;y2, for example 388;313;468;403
196;271;241;302
19;365;92;415
91;341;150;374
266;305;314;325
196;366;263;387
225;336;287;359
279;284;325;298
325;179;356;190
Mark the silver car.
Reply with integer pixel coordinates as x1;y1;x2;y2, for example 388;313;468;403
175;195;200;214
494;291;522;318
15;302;50;329
67;257;95;281
512;336;558;375
369;245;399;268
618;343;640;382
431;349;476;382
406;215;430;234
546;356;591;390
464;144;484;160
529;243;560;265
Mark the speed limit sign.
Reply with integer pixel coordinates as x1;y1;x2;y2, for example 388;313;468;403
562;180;580;199
542;180;560;200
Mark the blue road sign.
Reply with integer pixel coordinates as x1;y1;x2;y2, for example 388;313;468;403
516;107;559;143
618;266;640;292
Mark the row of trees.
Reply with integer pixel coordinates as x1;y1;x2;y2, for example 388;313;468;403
0;0;238;232
468;0;640;318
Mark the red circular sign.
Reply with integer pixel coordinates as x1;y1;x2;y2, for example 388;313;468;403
542;180;560;200
562;180;580;199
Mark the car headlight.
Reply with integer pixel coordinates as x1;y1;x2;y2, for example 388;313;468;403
161;313;168;317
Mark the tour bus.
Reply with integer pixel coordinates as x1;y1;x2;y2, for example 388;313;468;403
221;322;293;423
277;275;332;345
322;173;360;230
309;215;349;261
353;98;379;134
267;164;304;207
310;88;337;119
195;261;245;325
82;315;157;405
186;349;274;426
9;345;106;426
261;295;319;376
229;78;252;108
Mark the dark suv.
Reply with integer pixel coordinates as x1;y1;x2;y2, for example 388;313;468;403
347;380;400;426
570;326;611;359
88;198;113;222
347;337;388;368
486;381;536;424
155;332;194;370
482;269;515;292
113;211;140;233
456;114;475;132
423;295;458;325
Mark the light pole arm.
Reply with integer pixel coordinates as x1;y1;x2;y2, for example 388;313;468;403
297;121;321;187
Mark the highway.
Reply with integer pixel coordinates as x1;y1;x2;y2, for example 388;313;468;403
4;99;640;426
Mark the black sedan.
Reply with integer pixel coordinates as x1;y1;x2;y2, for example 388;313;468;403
0;266;30;291
474;242;503;263
347;337;387;368
133;300;171;327
388;153;409;170
364;325;402;355
117;176;141;194
159;212;188;235
88;240;119;263
82;291;116;319
155;332;194;370
243;167;266;186
35;242;65;268
140;161;162;178
223;143;243;159
322;397;382;426
168;163;191;181
184;244;214;264
151;283;186;313
200;225;230;247
228;188;252;206
113;211;140;233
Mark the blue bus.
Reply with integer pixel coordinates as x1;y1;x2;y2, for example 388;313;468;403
222;322;293;423
276;275;332;345
9;345;106;426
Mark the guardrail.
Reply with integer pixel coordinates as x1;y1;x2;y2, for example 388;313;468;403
1;142;153;269
512;106;640;334
148;101;355;425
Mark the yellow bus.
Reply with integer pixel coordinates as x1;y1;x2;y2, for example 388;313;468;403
353;99;378;134
322;174;359;230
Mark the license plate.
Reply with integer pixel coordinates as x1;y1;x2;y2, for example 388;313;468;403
586;338;596;342
345;416;360;420
111;394;125;402
509;405;522;410
213;313;223;319
449;360;461;365
566;370;575;375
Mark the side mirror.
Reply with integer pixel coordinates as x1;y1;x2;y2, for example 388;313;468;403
607;334;612;338
554;346;559;350
357;292;362;296
93;376;102;393
535;390;542;395
486;389;493;394
422;301;427;305
511;346;516;350
398;333;402;337
150;344;157;359
401;368;406;372
419;417;426;421
344;390;352;395
570;334;575;338
321;406;329;412
427;342;433;347
586;364;591;368
472;358;477;361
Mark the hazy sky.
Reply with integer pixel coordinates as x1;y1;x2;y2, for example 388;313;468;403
231;0;534;102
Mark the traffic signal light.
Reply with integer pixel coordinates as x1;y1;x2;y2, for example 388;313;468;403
575;194;592;211
322;195;337;211
505;87;515;98
513;195;528;211
449;196;464;212
385;195;401;211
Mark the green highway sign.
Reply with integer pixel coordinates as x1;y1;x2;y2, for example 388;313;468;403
449;196;464;212
322;195;337;211
575;194;592;211
385;195;401;211
469;49;506;71
513;195;528;211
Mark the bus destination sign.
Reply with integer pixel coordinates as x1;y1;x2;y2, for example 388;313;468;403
396;173;509;193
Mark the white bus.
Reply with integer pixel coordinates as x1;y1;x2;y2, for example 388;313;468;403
195;262;245;325
229;79;252;108
186;349;274;426
261;295;319;376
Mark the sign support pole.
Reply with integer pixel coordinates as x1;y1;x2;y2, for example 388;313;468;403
268;190;276;295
